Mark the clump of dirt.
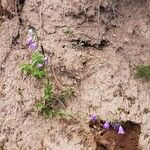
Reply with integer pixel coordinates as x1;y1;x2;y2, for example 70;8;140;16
89;120;141;150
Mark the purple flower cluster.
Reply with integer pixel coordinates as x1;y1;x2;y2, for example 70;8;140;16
89;115;125;135
103;121;125;134
27;29;38;50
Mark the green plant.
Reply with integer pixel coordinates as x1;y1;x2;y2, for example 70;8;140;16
36;82;74;118
43;82;53;101
21;52;46;78
136;66;150;80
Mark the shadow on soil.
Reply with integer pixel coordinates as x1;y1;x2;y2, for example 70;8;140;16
89;120;141;150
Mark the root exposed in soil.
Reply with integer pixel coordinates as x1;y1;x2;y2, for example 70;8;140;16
89;120;141;150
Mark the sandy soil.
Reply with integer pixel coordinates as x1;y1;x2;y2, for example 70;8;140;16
0;0;150;149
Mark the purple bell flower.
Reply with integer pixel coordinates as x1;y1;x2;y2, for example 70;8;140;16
27;37;34;45
44;57;48;65
90;114;97;122
29;42;38;50
103;121;110;129
37;64;43;68
112;123;120;130
118;125;125;134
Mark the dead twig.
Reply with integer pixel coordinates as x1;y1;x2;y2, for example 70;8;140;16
51;66;65;90
40;0;44;28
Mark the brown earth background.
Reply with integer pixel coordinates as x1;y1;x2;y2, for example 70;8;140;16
0;0;150;150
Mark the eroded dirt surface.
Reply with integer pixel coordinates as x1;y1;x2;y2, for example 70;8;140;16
0;0;150;150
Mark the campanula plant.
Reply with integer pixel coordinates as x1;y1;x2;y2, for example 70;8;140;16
21;27;74;118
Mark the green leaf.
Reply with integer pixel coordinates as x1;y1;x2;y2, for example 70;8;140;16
31;52;44;66
21;63;32;74
42;107;53;118
35;102;45;111
43;83;53;101
31;67;45;78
